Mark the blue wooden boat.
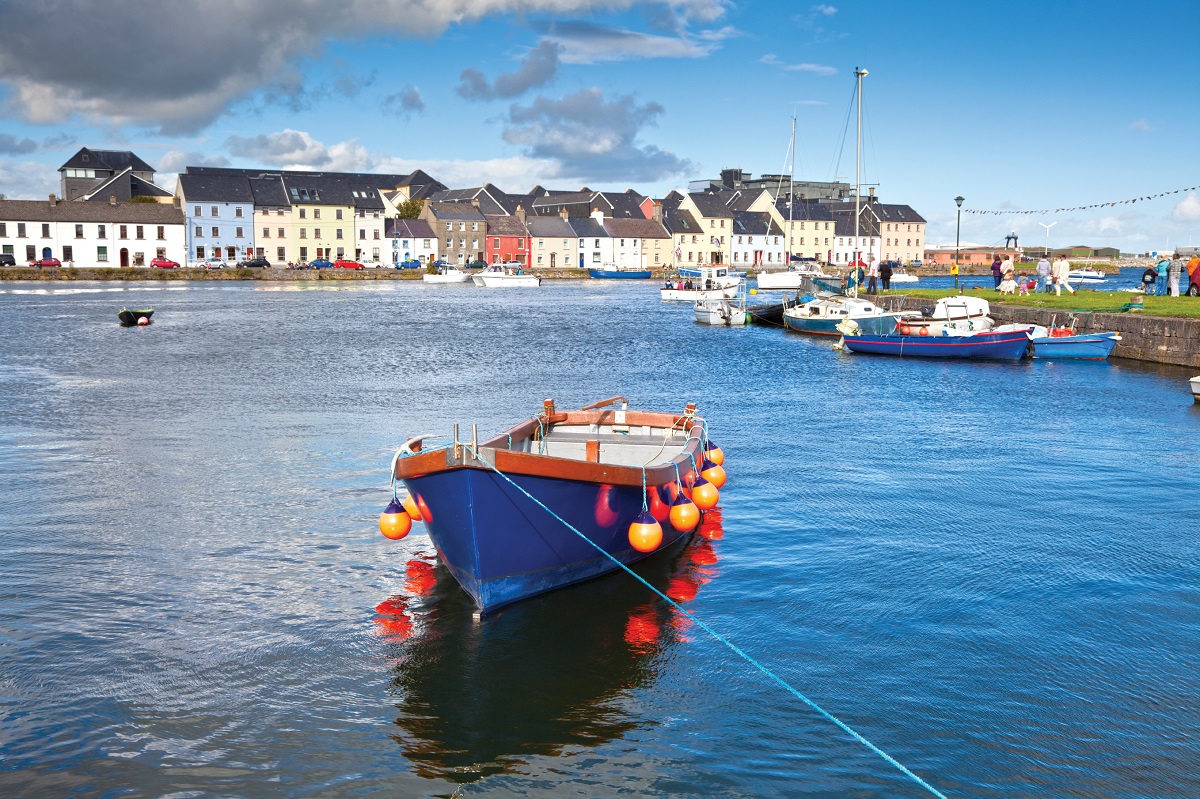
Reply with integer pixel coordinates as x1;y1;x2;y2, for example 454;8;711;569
995;324;1121;360
391;398;711;613
781;294;903;337
841;328;1032;359
589;267;652;279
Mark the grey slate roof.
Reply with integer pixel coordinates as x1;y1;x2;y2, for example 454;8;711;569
483;214;529;237
661;207;702;235
426;201;486;221
180;167;438;209
823;200;927;225
687;192;735;219
602;217;670;239
178;172;257;203
0;198;183;224
60;148;155;174
732;211;782;236
566;218;607;238
525;216;576;237
385;218;435;238
78;170;172;202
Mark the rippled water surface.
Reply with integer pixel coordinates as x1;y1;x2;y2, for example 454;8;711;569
2;279;1198;798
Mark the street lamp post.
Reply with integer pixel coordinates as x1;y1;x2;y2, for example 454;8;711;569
954;196;964;290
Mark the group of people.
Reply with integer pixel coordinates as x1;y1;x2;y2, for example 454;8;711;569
992;254;1075;296
664;278;716;291
1140;253;1199;296
841;259;895;294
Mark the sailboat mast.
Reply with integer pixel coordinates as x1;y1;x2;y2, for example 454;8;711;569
788;114;795;265
853;67;867;297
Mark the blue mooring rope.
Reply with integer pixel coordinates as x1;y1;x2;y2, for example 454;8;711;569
461;443;948;799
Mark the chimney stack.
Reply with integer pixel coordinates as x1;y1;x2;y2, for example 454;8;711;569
49;193;57;207
109;195;117;206
559;208;569;220
515;204;526;223
652;201;663;223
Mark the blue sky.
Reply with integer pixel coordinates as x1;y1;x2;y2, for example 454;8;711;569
1;0;1197;252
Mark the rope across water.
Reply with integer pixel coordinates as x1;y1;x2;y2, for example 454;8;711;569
460;442;949;799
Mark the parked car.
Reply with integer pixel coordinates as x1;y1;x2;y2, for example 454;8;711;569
0;253;16;266
467;259;487;269
150;257;179;269
35;257;62;268
243;258;271;268
200;257;226;269
396;259;422;269
310;259;333;269
333;258;365;270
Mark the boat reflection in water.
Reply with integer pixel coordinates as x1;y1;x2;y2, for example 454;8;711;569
375;512;726;783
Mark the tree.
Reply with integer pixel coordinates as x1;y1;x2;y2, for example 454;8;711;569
128;196;160;204
394;198;423;219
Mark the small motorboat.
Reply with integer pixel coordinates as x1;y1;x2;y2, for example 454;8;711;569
1067;267;1107;284
117;308;153;326
473;263;540;287
781;292;904;337
888;267;919;283
694;295;747;326
589;263;652;279
754;264;832;290
1190;376;1200;403
660;265;742;302
840;326;1032;359
388;397;719;613
423;264;471;283
993;324;1122;360
900;295;994;335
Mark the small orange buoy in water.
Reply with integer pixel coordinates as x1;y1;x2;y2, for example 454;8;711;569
379;499;412;540
700;458;726;489
669;493;700;532
627;509;663;552
137;316;149;326
402;494;422;522
705;440;724;467
690;475;719;510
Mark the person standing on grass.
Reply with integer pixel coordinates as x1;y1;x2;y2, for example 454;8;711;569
866;257;879;295
991;256;1003;289
879;259;893;291
1155;255;1170;296
1036;255;1052;293
1168;254;1183;297
1051;254;1075;296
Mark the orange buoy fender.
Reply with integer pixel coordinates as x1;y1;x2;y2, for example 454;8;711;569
668;493;700;532
379;499;413;540
690;476;719;510
627;510;663;553
402;494;423;522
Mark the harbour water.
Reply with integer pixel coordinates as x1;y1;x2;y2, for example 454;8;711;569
1;280;1198;798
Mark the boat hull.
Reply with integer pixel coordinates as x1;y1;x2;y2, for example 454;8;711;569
476;274;541;287
694;301;746;325
842;330;1031;359
660;285;740;302
746;301;786;326
589;269;651;279
755;270;824;290
783;312;899;337
423;271;471;283
1029;332;1120;360
117;309;153;325
401;469;693;612
1191;376;1200;403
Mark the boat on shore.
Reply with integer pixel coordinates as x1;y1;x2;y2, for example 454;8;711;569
117;308;153;326
589;263;652;279
840;326;1032;359
423;264;472;283
782;293;903;337
473;263;540;288
388;397;717;613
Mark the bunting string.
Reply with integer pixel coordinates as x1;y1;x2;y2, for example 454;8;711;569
963;184;1198;215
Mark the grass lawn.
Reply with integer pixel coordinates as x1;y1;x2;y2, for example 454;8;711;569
887;287;1200;319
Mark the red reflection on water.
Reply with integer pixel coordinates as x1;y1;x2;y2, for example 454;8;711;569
374;614;414;639
666;575;699;603
689;539;719;566
697;507;724;540
624;605;660;651
375;596;408;616
406;560;436;596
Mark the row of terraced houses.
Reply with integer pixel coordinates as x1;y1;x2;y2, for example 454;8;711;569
0;148;927;269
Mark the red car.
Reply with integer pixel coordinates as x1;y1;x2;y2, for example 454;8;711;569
150;257;179;269
333;259;365;270
34;257;61;268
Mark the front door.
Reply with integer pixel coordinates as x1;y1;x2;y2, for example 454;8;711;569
550;252;556;268
579;253;584;268
120;248;129;267
42;247;52;259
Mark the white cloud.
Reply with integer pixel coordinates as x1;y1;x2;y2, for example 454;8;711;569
813;4;837;15
224;130;371;172
0;159;57;200
1173;192;1200;222
759;54;837;76
1130;119;1151;132
544;21;737;63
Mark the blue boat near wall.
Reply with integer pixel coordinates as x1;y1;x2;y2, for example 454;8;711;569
994;324;1122;360
391;398;712;613
842;328;1032;359
589;267;652;279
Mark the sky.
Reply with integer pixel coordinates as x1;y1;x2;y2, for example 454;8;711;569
0;0;1197;253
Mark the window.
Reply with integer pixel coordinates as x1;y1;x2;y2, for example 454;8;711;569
494;238;500;248
336;229;343;240
63;246;73;262
594;239;600;248
277;247;285;261
75;224;84;238
157;226;165;240
235;207;243;218
619;239;625;247
313;209;320;219
445;238;452;248
299;208;306;219
42;223;50;238
211;206;219;217
278;228;284;238
196;226;203;237
195;246;204;260
97;246;108;262
211;227;219;237
537;255;543;265
592;252;600;263
0;223;5;237
194;206;202;216
336;209;343;220
422;239;429;248
299;229;306;239
459;238;466;248
458;222;465;231
538;239;544;249
119;225;128;239
314;229;321;239
373;230;380;240
471;239;478;249
579;238;584;248
446;222;452;231
136;226;144;239
277;209;284;216
26;245;35;261
372;247;379;260
156;247;165;258
357;209;364;218
263;228;270;238
299;247;308;260
471;222;478;231
359;229;365;240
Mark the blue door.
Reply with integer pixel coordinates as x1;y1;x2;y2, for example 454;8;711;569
42;247;52;258
578;253;584;268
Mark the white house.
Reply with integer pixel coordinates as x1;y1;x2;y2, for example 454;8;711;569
566;214;612;268
386;218;438;264
0;196;185;267
730;211;785;268
603;215;672;269
829;216;882;267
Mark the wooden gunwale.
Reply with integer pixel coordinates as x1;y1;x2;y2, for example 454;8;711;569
393;408;703;487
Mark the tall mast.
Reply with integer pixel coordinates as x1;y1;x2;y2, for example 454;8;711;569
788;114;795;265
853;67;867;297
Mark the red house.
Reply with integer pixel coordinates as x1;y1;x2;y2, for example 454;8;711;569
484;207;531;264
